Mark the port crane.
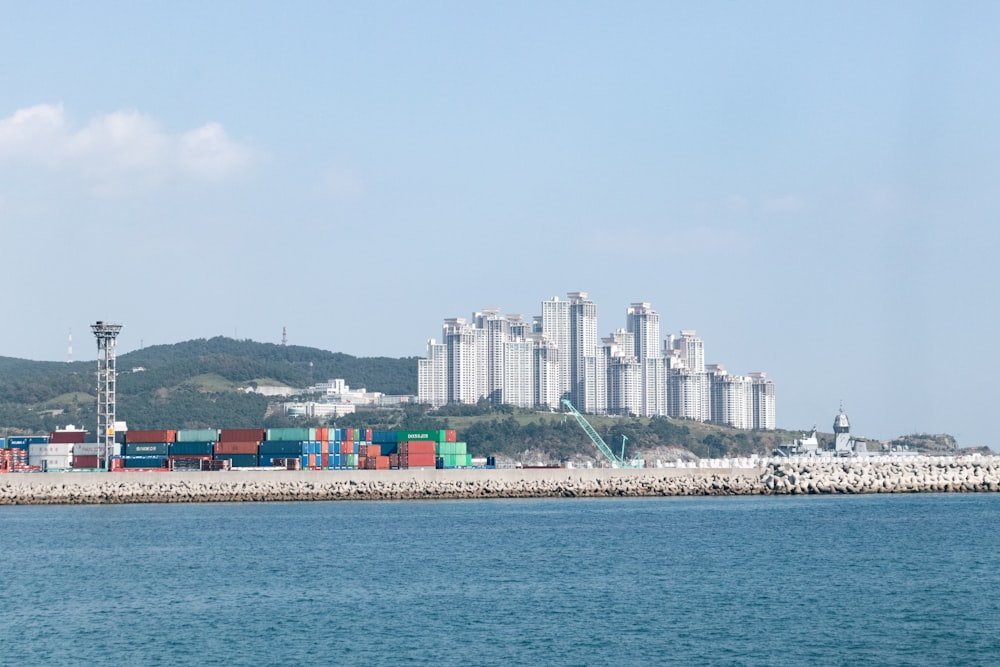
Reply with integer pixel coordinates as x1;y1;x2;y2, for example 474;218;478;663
561;399;644;468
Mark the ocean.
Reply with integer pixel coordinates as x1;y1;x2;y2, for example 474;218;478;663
2;494;999;666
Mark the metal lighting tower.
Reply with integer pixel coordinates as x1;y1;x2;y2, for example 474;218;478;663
92;321;123;471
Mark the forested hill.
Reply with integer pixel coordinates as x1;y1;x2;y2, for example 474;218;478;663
0;337;418;433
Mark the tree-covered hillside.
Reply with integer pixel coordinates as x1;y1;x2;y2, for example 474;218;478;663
0;337;418;433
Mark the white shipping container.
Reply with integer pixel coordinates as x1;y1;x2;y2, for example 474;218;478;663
28;443;75;458
73;443;122;457
31;455;72;470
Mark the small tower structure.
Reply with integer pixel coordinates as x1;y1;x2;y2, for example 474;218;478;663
833;403;852;454
91;321;123;470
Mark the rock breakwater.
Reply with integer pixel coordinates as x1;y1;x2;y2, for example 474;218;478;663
0;457;997;505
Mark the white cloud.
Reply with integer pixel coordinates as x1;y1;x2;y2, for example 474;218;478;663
0;104;258;194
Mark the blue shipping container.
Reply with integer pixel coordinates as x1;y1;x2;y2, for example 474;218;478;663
169;442;215;456
258;441;303;455
123;456;166;469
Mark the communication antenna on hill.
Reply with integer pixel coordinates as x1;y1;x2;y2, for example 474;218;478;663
92;321;123;471
67;329;73;363
282;326;288;346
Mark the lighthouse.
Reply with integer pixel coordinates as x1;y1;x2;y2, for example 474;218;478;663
833;404;853;454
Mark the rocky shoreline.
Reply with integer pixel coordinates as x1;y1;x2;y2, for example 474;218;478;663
0;457;998;505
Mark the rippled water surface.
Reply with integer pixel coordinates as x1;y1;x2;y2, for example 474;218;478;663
2;494;999;665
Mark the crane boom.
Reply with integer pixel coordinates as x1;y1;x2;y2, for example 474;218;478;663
561;399;643;468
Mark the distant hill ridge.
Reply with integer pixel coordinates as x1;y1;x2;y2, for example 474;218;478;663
0;336;418;432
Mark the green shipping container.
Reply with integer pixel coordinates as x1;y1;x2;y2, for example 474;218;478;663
265;428;311;442
176;429;220;442
169;442;215;456
436;442;467;456
125;442;170;456
397;430;445;443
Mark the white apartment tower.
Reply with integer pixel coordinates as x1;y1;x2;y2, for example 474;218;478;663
474;308;507;405
603;329;642;416
443;318;484;405
749;372;776;430
417;339;448;407
568;292;600;412
708;364;753;429
541;296;571;399
626;302;666;417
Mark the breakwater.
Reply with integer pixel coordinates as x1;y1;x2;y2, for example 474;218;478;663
0;457;998;505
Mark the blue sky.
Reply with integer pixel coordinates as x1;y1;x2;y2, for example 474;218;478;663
2;2;997;447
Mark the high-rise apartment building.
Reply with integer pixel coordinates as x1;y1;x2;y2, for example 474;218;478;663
415;295;775;431
568;292;599;412
749;372;776;430
541;296;571;399
626;302;666;417
417;339;448;407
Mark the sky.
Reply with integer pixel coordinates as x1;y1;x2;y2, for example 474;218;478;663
1;2;998;447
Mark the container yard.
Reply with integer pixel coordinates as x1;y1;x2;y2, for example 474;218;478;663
0;427;480;474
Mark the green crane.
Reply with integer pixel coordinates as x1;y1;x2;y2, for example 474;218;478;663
561;399;644;468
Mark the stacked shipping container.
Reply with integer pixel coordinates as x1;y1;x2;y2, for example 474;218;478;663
1;428;482;473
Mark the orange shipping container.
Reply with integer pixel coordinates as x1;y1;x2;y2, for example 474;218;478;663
321;441;329;456
445;430;457;443
375;455;390;470
215;441;259;455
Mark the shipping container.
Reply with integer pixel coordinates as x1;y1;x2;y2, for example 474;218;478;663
219;429;265;442
169;457;211;472
214;453;258;467
29;443;75;458
126;430;177;443
49;430;88;444
7;436;49;447
126;442;170;457
265;428;311;442
176;429;220;442
399;441;437;456
445;430;457;443
436;442;468;456
123;456;167;469
258;440;303;456
73;443;122;457
72;455;100;469
214;441;259;455
169;441;216;456
397;430;446;443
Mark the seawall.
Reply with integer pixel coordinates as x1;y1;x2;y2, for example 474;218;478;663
1;457;998;505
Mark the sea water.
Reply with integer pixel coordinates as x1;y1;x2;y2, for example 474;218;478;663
1;494;999;666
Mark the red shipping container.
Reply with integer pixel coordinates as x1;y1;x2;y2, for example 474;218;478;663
339;441;353;455
389;453;400;468
358;456;367;469
214;441;259;455
49;431;88;444
365;428;373;441
445;430;457;443
127;429;177;443
219;428;264;442
400;441;436;456
72;455;99;468
375;456;390;470
317;427;328;441
321;441;329;456
403;453;436;465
